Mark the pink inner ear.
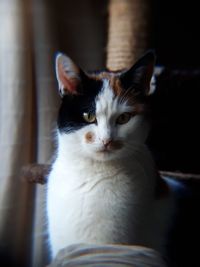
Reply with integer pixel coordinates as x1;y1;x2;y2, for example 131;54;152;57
58;62;79;95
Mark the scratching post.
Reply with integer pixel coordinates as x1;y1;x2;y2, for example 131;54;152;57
106;0;151;70
20;164;50;184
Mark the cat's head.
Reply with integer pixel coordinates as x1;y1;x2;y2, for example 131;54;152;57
55;51;155;161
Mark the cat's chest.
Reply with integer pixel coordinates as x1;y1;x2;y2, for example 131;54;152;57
47;158;155;238
47;153;156;211
48;157;149;201
48;174;131;226
47;163;135;244
48;161;136;205
47;157;157;257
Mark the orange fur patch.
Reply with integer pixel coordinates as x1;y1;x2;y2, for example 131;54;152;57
110;77;124;97
90;72;124;98
85;132;95;143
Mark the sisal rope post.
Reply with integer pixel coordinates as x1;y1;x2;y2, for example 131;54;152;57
106;0;151;71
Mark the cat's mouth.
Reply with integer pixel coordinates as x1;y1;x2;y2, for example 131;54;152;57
96;140;123;154
97;148;112;153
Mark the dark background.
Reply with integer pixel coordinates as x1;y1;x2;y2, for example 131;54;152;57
153;1;200;69
147;1;200;174
151;5;200;266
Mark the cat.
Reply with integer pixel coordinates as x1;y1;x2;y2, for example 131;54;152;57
46;51;176;261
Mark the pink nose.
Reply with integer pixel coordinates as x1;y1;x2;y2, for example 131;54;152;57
102;139;112;148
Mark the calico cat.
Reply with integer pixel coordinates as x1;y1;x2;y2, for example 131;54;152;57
47;51;175;261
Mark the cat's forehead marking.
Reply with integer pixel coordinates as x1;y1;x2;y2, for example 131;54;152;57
110;77;124;97
101;74;145;115
91;71;123;98
90;71;146;116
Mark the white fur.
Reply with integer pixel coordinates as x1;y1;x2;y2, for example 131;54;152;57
150;66;165;94
47;80;174;259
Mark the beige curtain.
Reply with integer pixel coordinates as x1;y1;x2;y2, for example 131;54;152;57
0;1;36;266
0;0;150;266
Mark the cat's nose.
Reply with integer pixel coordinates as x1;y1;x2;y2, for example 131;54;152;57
102;139;112;148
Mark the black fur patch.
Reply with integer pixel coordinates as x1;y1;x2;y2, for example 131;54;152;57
57;78;103;133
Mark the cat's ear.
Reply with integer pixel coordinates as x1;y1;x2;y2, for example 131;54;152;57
55;53;83;96
120;51;156;95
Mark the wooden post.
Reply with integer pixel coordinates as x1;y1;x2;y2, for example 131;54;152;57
106;0;151;71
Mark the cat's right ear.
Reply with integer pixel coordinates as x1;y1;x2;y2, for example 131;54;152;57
55;53;82;96
120;51;156;95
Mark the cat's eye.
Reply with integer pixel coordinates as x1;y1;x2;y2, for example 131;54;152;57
83;112;96;123
116;112;132;125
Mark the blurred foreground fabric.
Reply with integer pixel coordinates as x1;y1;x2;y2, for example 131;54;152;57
48;244;167;267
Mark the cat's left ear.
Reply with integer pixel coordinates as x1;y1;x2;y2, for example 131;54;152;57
55;53;83;96
120;51;156;95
